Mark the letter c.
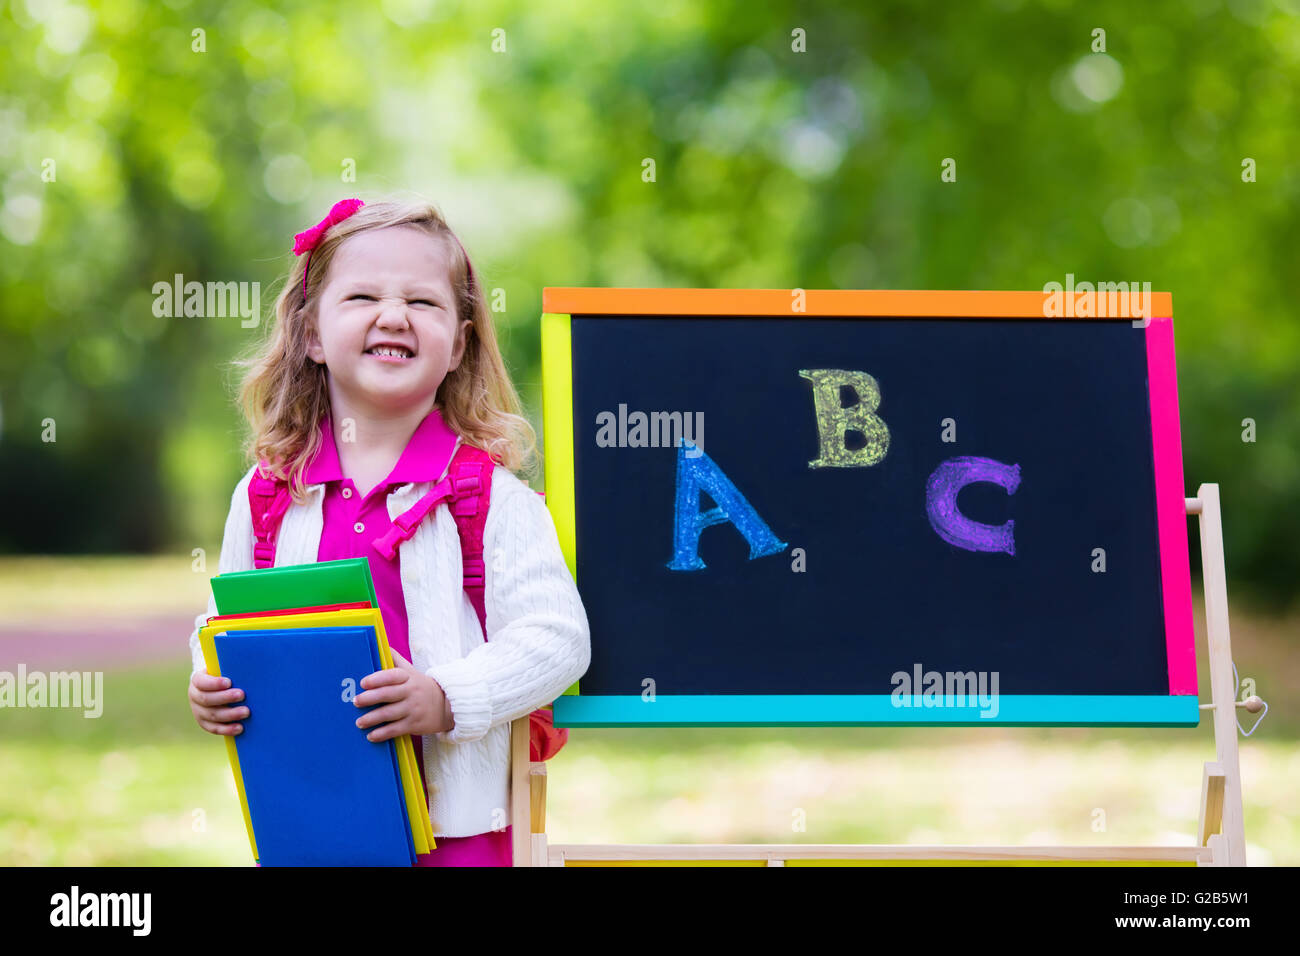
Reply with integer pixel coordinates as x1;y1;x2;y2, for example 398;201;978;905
925;456;1020;555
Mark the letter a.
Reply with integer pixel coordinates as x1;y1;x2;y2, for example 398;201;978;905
666;441;787;571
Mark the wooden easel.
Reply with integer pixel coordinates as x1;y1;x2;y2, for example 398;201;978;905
508;482;1251;867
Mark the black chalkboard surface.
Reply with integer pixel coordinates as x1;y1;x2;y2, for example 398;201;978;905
541;290;1196;727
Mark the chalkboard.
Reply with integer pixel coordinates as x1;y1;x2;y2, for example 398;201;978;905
540;290;1197;727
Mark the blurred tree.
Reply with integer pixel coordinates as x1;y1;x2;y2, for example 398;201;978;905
1;0;1296;609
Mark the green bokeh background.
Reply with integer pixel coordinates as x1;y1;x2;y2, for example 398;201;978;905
3;0;1298;605
1;0;1296;865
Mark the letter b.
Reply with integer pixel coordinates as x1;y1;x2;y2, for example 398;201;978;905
798;368;890;467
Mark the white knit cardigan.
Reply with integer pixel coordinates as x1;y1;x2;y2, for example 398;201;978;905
188;438;591;837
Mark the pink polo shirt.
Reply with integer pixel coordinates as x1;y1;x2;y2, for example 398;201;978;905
303;407;512;866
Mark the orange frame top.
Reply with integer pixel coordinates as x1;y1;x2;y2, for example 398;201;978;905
542;287;1173;318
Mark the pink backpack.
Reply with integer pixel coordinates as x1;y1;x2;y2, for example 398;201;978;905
246;442;568;762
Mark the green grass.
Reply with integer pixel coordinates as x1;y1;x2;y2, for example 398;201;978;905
0;665;249;866
0;556;212;626
549;727;1299;864
1;663;1296;866
1;557;1295;866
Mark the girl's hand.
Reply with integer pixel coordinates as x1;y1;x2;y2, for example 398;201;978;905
353;650;453;741
189;671;248;735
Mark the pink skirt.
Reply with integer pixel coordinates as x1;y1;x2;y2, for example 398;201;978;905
252;826;514;867
416;825;513;867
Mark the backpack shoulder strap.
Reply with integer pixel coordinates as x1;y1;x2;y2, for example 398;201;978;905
444;444;496;630
248;462;293;569
442;445;547;630
368;441;496;627
442;449;567;762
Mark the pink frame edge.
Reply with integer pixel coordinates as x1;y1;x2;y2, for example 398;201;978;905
1145;314;1197;696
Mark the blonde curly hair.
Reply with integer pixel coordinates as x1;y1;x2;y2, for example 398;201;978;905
234;197;537;501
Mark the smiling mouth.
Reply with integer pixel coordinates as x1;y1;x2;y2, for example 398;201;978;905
365;346;415;359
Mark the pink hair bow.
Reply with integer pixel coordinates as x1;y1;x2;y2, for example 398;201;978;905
293;198;364;256
293;198;364;300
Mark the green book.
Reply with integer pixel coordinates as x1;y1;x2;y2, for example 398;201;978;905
212;558;379;616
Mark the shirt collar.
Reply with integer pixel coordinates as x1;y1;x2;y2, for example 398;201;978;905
302;407;459;488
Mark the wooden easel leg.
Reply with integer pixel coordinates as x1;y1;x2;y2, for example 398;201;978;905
1191;484;1248;866
510;716;530;866
1206;833;1230;867
1198;761;1225;848
530;762;548;867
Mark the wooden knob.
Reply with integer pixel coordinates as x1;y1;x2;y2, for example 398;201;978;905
1243;695;1264;713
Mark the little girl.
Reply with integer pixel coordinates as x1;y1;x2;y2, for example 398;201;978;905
186;196;591;866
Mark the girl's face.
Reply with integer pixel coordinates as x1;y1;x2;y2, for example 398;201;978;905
306;225;471;415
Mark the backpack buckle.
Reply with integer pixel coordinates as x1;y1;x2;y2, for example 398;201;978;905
451;471;481;496
249;473;280;497
392;509;424;535
462;556;485;587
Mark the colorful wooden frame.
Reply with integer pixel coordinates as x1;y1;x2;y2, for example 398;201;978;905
540;289;1197;728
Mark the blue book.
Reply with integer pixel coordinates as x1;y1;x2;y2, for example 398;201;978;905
212;625;417;866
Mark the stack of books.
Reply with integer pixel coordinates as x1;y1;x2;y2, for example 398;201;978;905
197;558;435;866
